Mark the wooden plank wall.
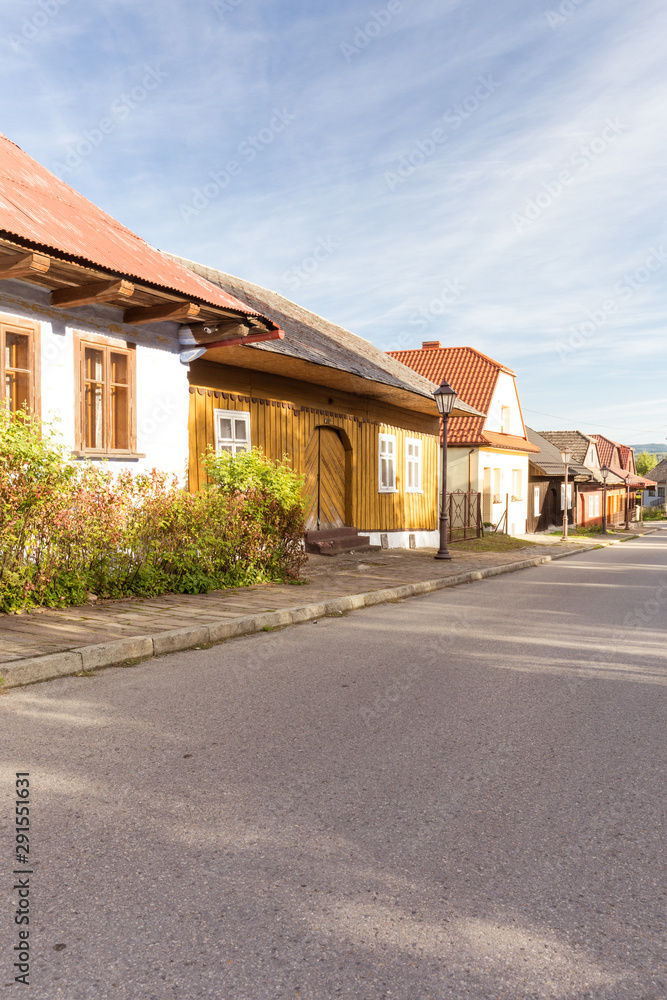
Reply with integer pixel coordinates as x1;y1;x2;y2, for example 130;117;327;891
188;362;439;532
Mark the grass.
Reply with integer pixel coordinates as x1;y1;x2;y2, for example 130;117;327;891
451;534;539;553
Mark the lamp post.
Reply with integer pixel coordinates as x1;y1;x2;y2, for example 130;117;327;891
434;378;458;560
624;477;630;530
601;465;610;535
560;446;573;540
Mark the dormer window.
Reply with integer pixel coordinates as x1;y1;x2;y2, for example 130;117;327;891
501;406;511;434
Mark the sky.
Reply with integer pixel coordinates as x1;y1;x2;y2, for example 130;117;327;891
1;0;666;447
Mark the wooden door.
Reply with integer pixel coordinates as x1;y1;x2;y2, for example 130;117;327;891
304;427;346;530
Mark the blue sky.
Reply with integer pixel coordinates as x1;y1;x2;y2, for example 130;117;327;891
2;0;666;446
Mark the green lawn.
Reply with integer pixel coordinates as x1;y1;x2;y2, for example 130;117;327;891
451;533;539;553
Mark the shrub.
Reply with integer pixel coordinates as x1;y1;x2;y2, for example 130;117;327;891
0;412;307;613
642;505;666;521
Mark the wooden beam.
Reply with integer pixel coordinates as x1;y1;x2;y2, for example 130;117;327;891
50;279;134;309
204;329;285;350
0;251;51;279
123;301;201;326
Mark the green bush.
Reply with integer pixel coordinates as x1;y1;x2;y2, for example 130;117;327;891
0;412;307;613
642;505;666;521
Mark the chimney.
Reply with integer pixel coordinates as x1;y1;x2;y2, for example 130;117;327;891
422;340;441;349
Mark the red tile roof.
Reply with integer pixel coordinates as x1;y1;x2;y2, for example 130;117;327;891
0;132;270;321
388;344;539;451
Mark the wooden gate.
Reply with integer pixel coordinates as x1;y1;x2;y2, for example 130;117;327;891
304;427;347;531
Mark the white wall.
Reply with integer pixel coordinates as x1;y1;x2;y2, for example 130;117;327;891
1;280;190;479
476;449;529;534
485;371;525;436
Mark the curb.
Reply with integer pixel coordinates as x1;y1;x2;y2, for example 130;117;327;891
0;545;593;690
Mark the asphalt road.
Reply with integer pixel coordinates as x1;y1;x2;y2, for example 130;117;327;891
1;531;666;1000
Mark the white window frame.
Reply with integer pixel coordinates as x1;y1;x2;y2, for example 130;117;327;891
405;437;422;493
214;408;251;455
511;469;523;502
561;483;573;509
533;486;540;517
501;405;511;434
378;433;397;493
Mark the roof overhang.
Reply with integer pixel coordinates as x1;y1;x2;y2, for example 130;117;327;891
198;342;478;417
0;238;279;332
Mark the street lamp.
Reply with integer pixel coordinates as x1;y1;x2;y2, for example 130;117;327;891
601;465;611;535
560;446;573;540
434;377;458;560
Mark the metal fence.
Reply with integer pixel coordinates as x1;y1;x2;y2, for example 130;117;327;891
446;490;482;542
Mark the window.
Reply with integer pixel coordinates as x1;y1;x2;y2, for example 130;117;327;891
378;433;396;492
1;318;37;414
511;469;523;501
493;468;501;503
214;409;251;455
561;483;572;509
405;438;422;492
75;333;135;455
501;406;511;434
534;486;540;517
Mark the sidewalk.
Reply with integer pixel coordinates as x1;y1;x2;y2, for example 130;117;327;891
0;538;609;689
516;523;657;545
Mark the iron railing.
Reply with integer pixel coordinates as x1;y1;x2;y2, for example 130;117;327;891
446;490;482;542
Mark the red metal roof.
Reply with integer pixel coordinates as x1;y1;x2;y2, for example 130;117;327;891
0;132;272;322
388;344;538;450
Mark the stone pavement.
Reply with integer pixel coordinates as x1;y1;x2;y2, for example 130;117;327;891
0;541;589;665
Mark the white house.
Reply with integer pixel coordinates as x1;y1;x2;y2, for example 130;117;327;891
0;132;280;478
388;342;540;535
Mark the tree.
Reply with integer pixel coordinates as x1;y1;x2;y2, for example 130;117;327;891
636;451;658;476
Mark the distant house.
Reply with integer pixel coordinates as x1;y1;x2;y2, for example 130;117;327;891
539;431;654;527
387;341;540;535
642;457;667;508
525;428;593;532
167;260;480;550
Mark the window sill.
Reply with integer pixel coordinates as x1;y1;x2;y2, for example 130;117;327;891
378;488;398;494
72;452;146;461
405;488;423;494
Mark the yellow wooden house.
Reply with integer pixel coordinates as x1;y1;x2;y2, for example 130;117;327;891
168;256;479;551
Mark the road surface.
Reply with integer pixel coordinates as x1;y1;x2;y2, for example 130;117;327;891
1;531;666;999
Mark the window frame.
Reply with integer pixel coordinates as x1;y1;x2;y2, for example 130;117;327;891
214;408;252;456
560;482;573;509
533;485;540;517
511;468;523;502
0;315;40;415
73;330;137;457
378;432;397;493
500;405;511;434
404;437;423;494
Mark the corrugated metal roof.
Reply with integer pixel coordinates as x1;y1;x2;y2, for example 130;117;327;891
0;132;270;321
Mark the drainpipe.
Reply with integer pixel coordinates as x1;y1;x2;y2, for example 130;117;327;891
467;448;475;493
